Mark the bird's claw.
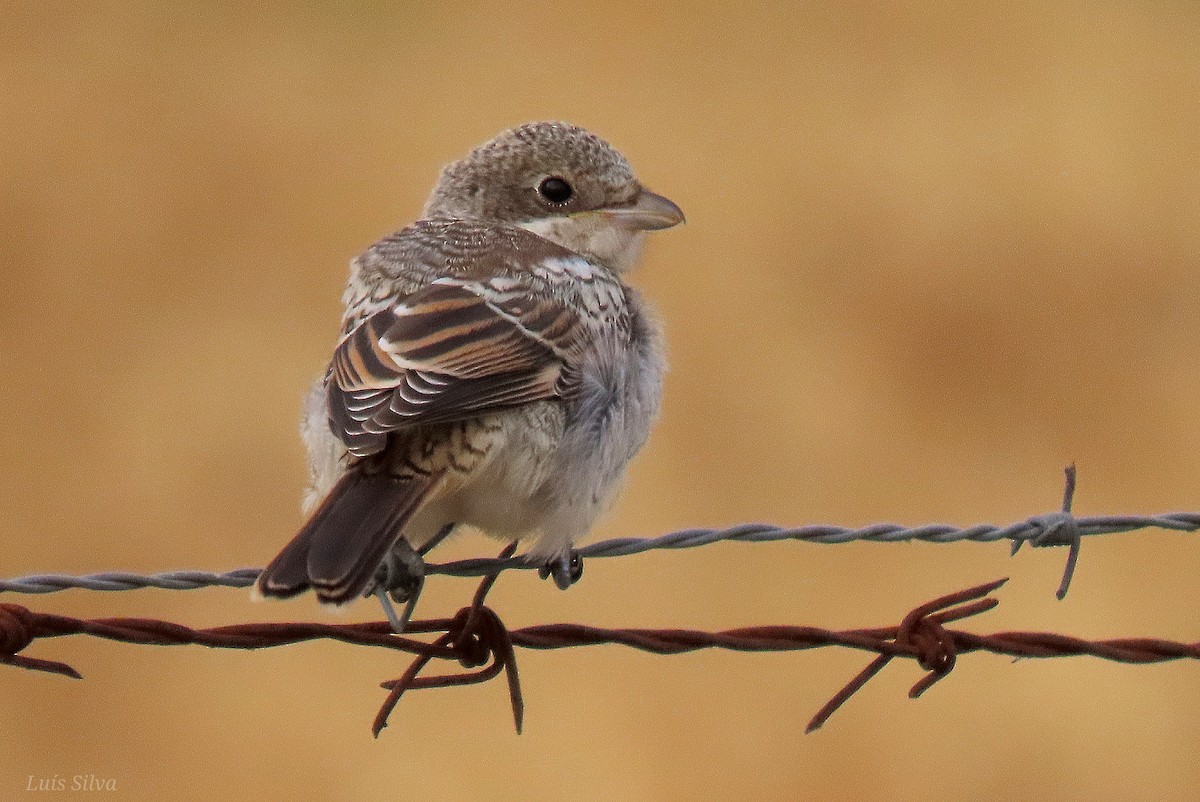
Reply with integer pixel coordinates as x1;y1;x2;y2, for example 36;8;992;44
368;541;426;602
368;540;427;633
538;550;584;590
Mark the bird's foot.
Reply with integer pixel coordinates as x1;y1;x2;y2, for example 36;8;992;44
370;539;426;603
538;550;584;590
368;540;427;633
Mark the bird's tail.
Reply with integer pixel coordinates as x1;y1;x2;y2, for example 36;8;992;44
256;466;439;605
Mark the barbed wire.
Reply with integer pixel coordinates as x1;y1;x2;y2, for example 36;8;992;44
4;467;1200;734
4;574;1199;736
3;468;1198;599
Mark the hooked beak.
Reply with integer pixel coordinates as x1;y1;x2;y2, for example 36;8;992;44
594;189;685;231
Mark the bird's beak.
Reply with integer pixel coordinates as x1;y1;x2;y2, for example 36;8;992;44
596;189;685;231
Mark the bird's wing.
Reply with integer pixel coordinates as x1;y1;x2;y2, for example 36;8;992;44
327;274;585;457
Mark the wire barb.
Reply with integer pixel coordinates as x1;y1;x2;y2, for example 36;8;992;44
374;541;523;736
1010;464;1082;598
805;578;1005;732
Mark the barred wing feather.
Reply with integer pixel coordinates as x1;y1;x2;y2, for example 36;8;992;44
327;279;579;456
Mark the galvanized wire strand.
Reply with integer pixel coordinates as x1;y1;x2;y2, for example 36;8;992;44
1;512;1198;594
0;568;263;594
434;510;1200;577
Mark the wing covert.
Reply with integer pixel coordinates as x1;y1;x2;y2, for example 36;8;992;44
327;278;581;456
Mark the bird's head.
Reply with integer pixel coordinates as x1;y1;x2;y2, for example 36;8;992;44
422;121;684;272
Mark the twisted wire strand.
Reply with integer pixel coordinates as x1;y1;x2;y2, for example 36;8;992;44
4;578;1200;735
2;511;1197;594
0;568;263;594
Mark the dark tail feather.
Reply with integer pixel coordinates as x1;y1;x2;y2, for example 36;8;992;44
256;468;438;605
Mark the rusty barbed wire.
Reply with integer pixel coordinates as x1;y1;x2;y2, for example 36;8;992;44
3;467;1198;599
4;573;1200;736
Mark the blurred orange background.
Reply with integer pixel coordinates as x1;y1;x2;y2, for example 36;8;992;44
2;2;1199;800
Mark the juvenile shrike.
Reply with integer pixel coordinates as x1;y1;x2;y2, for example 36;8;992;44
256;122;683;614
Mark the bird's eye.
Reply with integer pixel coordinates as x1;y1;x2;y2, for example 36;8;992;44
537;176;574;205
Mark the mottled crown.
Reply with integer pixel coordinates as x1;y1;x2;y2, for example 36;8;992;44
422;122;640;223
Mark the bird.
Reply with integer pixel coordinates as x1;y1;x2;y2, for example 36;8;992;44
255;121;683;620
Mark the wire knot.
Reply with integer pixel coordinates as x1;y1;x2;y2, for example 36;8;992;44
898;608;954;675
1010;465;1083;599
895;589;969;697
0;603;82;678
449;604;504;669
0;603;34;656
1025;511;1080;548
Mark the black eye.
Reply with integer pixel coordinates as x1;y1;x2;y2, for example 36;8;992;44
537;176;574;205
